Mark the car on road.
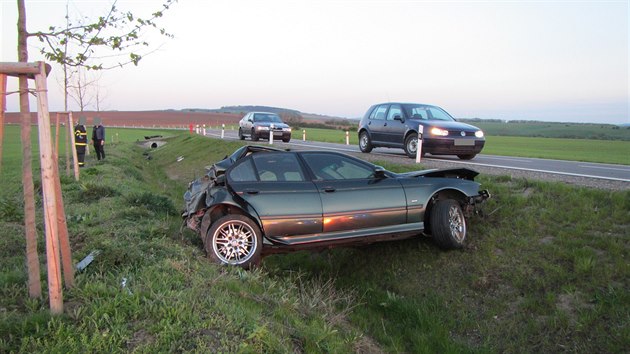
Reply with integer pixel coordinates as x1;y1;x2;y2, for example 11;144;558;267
182;146;490;268
358;103;485;159
238;112;292;142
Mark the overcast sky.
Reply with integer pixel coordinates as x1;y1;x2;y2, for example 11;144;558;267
2;0;628;123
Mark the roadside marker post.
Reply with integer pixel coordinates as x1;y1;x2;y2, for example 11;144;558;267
202;124;206;136
269;124;274;145
221;124;225;139
415;126;424;163
345;131;349;145
302;129;306;141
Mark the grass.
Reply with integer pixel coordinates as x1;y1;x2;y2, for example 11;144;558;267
295;127;630;165
467;121;630;141
1;126;628;352
483;136;630;165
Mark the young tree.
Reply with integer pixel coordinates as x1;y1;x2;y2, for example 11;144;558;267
33;0;176;110
13;0;176;302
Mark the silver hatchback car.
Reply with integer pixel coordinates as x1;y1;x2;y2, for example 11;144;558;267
238;112;292;143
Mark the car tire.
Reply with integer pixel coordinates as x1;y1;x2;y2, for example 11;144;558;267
430;199;466;249
282;137;291;143
404;133;418;158
205;215;262;269
457;154;476;160
251;129;259;141
359;131;373;153
238;128;245;140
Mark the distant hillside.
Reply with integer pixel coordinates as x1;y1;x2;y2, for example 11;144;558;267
182;106;301;116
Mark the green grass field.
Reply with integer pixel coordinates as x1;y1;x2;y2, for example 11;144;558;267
294;127;630;165
467;121;630;141
1;126;628;352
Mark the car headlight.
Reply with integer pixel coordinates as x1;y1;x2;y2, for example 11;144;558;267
283;127;291;132
257;126;269;131
430;127;449;136
475;130;484;138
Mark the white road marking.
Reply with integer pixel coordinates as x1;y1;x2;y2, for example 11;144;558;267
203;131;630;183
578;165;630;172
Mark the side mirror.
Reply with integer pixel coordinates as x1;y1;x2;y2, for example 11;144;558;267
373;167;386;179
393;115;403;122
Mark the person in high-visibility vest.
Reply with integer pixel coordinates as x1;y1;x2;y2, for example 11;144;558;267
74;117;88;167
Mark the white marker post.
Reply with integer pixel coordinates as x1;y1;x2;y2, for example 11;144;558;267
221;124;225;139
202;124;206;136
269;124;274;145
345;131;350;145
302;129;306;141
195;124;199;134
415;126;424;163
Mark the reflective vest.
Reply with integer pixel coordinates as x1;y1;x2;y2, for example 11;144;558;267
74;125;87;145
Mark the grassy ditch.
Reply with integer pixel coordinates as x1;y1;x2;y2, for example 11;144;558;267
1;129;628;352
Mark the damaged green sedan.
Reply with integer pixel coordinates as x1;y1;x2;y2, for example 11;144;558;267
183;146;490;269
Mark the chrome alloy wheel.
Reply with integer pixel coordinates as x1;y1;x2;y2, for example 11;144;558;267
407;136;418;154
448;205;466;242
360;134;369;149
212;220;257;265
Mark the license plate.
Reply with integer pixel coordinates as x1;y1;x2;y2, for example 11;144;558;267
454;139;475;146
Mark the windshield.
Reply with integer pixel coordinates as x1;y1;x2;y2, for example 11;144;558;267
402;104;455;121
253;113;283;123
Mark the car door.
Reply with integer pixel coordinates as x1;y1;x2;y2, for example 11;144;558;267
299;152;407;234
367;104;389;143
227;152;323;240
382;104;406;145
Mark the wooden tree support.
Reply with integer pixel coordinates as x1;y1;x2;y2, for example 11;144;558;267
0;61;73;314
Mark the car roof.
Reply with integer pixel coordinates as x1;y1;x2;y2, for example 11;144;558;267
373;102;435;107
248;111;280;115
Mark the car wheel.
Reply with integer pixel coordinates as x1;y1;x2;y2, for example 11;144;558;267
457;154;476;160
282;137;291;143
251;129;259;141
238;128;245;140
404;133;418;158
430;199;466;249
359;131;373;153
206;215;262;269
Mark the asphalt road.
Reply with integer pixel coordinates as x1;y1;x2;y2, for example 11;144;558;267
204;129;630;183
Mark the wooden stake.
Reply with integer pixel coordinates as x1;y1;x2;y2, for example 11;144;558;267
54;113;60;159
34;61;63;314
68;112;79;181
64;113;70;176
0;74;6;173
52;113;74;288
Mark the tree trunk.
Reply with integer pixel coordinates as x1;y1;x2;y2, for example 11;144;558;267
17;0;42;299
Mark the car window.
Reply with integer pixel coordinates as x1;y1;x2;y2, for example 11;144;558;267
228;159;257;182
404;105;429;120
302;153;375;180
252;153;305;182
427;107;454;121
386;104;402;121
370;105;388;120
253;113;283;123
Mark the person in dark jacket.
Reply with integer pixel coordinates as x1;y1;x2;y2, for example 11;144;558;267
74;117;88;167
92;118;106;160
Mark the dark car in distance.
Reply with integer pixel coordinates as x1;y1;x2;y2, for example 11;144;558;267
183;146;490;269
238;112;292;142
358;103;485;159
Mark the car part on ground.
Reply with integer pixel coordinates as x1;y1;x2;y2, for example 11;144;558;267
183;145;490;269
